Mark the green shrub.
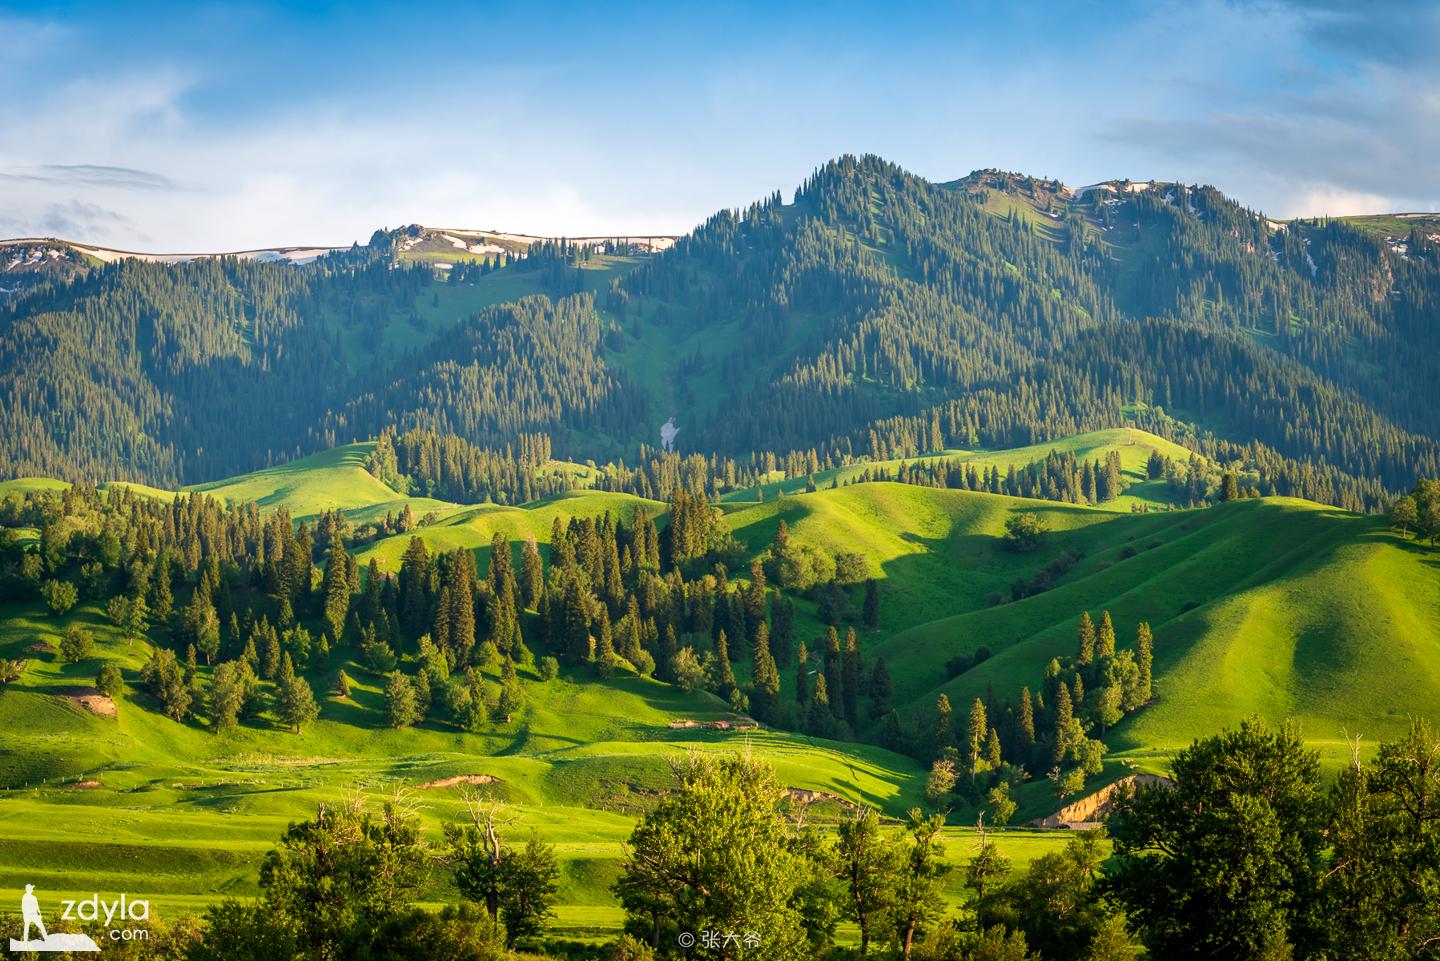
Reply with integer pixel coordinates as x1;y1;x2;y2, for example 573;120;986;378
59;625;95;663
41;579;78;616
96;661;123;698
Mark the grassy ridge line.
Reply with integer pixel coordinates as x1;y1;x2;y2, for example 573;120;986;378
0;426;1196;526
717;427;1200;508
184;443;421;517
352;490;669;572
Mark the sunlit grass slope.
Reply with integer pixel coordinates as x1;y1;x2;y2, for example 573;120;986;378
841;495;1440;765
184;442;434;519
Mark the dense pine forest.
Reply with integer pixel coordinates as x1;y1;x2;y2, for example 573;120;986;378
5;156;1440;511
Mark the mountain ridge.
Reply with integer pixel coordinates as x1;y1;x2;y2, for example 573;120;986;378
3;154;1439;512
9;166;1439;257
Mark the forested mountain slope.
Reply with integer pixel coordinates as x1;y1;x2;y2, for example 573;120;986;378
4;156;1440;511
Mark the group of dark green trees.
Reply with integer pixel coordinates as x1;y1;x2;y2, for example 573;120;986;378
0;477;906;755
922;613;1154;818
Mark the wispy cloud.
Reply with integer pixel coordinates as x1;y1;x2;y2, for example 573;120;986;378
1098;0;1440;216
0;200;139;242
0;13;68;67
0;164;185;191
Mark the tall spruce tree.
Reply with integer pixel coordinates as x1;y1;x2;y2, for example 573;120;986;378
1136;622;1154;704
1097;610;1116;659
1077;611;1096;667
842;628;861;728
824;627;845;721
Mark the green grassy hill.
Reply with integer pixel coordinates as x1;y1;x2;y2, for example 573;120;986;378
184;443;450;520
3;430;1438;937
0;595;928;932
843;495;1440;766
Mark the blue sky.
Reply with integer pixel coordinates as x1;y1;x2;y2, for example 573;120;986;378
1;0;1437;250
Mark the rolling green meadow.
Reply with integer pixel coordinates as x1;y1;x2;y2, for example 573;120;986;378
2;424;1437;944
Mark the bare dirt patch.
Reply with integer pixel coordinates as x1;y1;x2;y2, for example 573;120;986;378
419;774;500;790
65;780;102;789
785;788;861;811
1030;773;1174;829
56;686;117;717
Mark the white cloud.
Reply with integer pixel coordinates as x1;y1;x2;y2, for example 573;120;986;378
1285;185;1396;219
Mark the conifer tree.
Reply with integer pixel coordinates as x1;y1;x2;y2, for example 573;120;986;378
749;626;781;722
276;655;319;734
660;624;679;683
842;628;861;728
727;594;747;661
824;627;845;720
619;595;644;665
1220;472;1240;501
384;672;419;728
262;629;282;681
808;674;833;735
711;631;737;697
562;579;590;666
124;593;150;646
432;585;453;658
743;559;767;646
769;595;794;668
932;693;956;761
595;613;616;679
869;656;893;720
1097;610;1116;659
967;699;988;780
862;578;880;629
1018;686;1037;756
497;655;523;720
985;727;1002;769
1077;611;1096;667
397;537;429;636
1136;621;1154;703
519;535;544;610
795;640;810;706
321;540;351;644
1053;684;1074;764
451;553;478;662
151;563;174;624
